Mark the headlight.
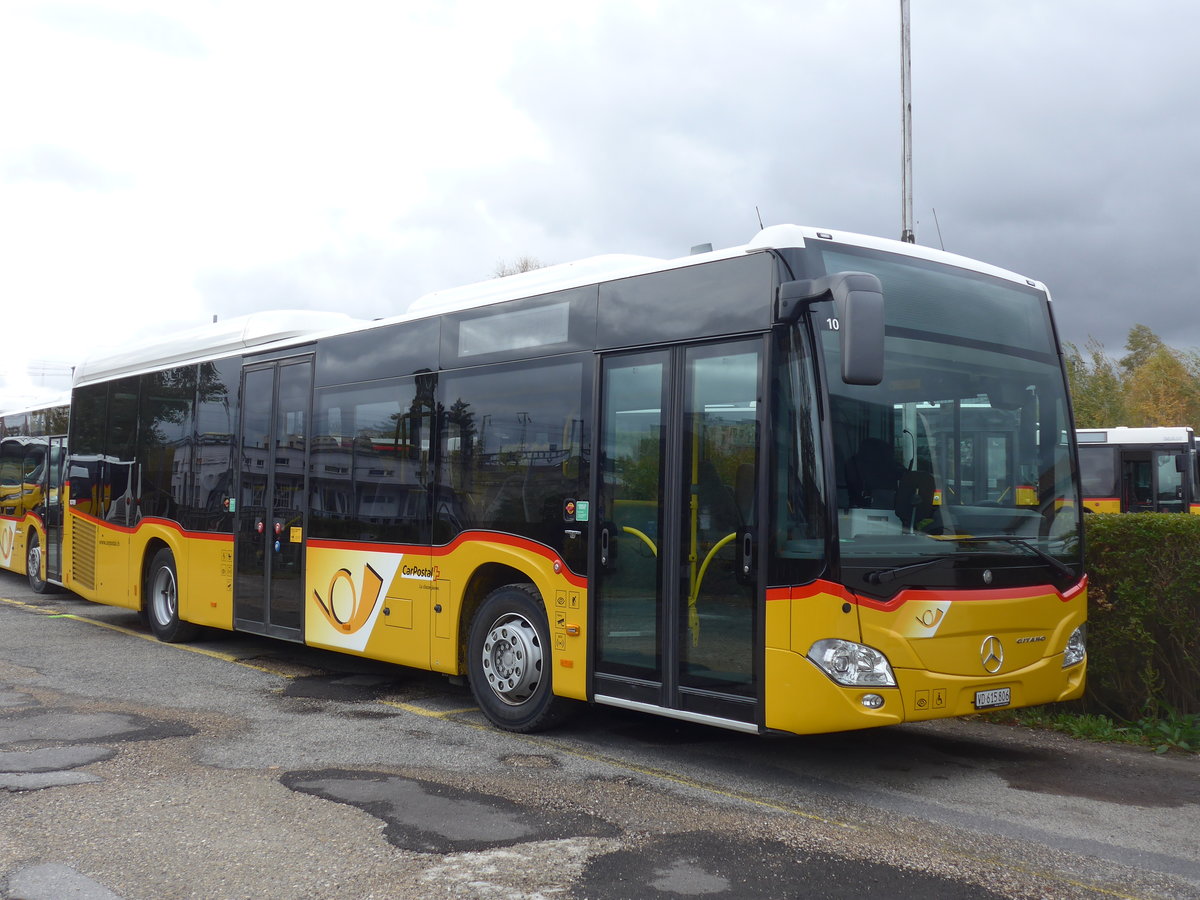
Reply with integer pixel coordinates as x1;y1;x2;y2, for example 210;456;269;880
807;639;897;687
1062;624;1086;668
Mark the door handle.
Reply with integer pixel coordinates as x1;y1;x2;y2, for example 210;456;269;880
741;530;754;576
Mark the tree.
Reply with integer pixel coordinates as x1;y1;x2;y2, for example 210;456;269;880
1064;337;1125;427
1067;325;1200;429
493;256;546;278
1124;346;1200;427
1119;324;1166;379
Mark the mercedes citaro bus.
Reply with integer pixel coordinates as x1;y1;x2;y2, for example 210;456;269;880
15;226;1086;735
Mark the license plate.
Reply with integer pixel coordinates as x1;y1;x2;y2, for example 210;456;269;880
974;688;1011;709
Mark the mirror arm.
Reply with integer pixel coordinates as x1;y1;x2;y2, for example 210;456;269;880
777;271;884;386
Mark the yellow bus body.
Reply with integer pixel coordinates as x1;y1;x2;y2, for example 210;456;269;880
764;579;1086;735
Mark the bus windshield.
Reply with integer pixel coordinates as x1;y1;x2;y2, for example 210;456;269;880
807;244;1081;589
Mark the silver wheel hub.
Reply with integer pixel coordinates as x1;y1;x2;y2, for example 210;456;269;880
480;613;543;705
27;542;41;582
152;566;177;625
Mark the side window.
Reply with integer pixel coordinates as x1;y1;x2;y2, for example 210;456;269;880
0;441;20;487
189;358;238;532
436;357;589;568
138;366;197;522
310;376;433;544
0;441;22;515
769;327;827;584
67;384;108;518
102;377;141;526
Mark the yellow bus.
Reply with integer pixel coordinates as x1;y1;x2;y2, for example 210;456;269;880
40;226;1086;734
0;395;69;590
1077;426;1199;514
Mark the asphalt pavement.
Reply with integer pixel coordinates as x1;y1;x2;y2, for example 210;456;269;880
0;571;1196;900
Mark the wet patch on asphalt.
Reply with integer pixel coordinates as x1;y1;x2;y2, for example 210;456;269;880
576;831;1011;900
281;673;403;702
0;707;196;747
922;731;1200;808
999;758;1200;807
0;684;197;792
281;768;619;853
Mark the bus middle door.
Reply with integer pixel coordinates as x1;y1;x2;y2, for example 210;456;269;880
234;356;313;641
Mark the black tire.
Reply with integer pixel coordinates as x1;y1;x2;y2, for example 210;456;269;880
26;531;51;594
467;583;572;733
145;548;200;643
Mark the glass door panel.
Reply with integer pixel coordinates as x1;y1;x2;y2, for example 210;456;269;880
595;351;667;683
594;339;763;720
678;344;759;696
234;367;272;628
1154;451;1184;513
234;357;312;640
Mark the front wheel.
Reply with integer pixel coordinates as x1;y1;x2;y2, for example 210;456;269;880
146;548;199;643
467;584;572;732
26;532;51;594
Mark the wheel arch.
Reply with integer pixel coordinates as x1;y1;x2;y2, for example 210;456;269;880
139;535;178;616
457;562;542;668
23;518;46;573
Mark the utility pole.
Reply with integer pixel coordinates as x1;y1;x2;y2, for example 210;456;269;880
900;0;915;243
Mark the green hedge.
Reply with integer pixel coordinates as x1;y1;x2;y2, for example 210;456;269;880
1083;514;1200;720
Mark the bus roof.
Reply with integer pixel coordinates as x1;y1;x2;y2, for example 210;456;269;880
400;224;1047;320
0;391;71;418
69;225;1049;388
72;310;364;388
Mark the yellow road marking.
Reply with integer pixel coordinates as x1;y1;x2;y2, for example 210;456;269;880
2;596;281;675
380;700;479;719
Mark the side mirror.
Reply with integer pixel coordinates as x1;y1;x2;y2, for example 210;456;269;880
778;272;884;385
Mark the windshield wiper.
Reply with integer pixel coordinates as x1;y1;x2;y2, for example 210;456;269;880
954;535;1075;579
864;555;956;585
863;536;1075;586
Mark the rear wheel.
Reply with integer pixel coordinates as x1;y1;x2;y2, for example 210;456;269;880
146;548;200;643
467;584;572;732
26;532;50;594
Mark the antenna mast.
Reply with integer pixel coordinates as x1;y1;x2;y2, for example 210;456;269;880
900;0;915;243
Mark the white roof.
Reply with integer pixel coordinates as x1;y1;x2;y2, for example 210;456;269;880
0;391;72;418
72;310;364;388
366;223;1047;332
1077;426;1195;445
69;225;1050;388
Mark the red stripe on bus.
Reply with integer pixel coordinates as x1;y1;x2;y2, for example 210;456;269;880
853;577;1086;612
767;576;1086;610
68;511;234;543
311;530;588;588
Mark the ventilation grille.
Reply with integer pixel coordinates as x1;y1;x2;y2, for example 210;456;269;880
71;517;97;591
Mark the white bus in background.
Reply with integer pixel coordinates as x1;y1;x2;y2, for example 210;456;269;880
1076;426;1199;514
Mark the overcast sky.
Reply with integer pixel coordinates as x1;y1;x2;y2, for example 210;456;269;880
2;0;1198;405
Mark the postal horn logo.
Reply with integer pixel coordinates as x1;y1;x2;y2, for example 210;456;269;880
313;564;384;634
916;607;944;629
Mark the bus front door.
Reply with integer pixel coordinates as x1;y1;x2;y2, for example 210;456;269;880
44;435;66;583
593;339;763;729
234;356;313;641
